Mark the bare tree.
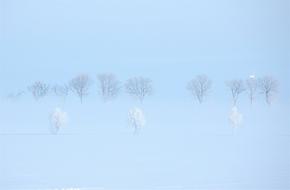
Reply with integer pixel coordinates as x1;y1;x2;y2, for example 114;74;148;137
258;76;278;105
69;74;91;103
226;80;246;105
187;75;212;103
28;81;50;100
97;73;121;101
246;75;258;104
125;77;153;102
52;84;69;100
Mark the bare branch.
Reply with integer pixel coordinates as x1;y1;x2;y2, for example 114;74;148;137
125;77;153;102
69;74;92;103
258;76;278;105
6;90;25;101
246;76;258;104
27;81;49;100
52;84;69;100
226;80;245;105
97;73;121;101
187;75;212;103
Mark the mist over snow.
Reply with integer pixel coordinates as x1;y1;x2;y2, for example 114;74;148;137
0;0;290;190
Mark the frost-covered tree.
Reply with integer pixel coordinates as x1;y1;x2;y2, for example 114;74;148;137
187;75;212;103
258;76;278;105
28;81;50;100
97;73;121;101
49;108;68;134
125;77;153;102
229;106;243;128
69;74;91;103
246;75;258;104
226;80;245;105
128;107;146;134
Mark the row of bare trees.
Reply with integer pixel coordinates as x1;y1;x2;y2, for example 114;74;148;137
22;74;278;105
187;75;278;105
27;74;153;103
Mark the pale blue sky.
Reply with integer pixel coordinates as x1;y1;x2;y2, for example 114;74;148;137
0;0;289;100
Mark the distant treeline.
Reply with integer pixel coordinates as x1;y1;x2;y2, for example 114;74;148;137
7;73;278;105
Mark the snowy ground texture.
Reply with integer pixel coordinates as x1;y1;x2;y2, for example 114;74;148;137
0;95;289;190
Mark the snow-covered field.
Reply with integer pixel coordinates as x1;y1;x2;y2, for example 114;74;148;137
0;95;289;189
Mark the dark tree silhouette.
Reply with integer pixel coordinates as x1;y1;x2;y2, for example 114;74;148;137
125;77;153;102
187;75;212;103
69;74;91;103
